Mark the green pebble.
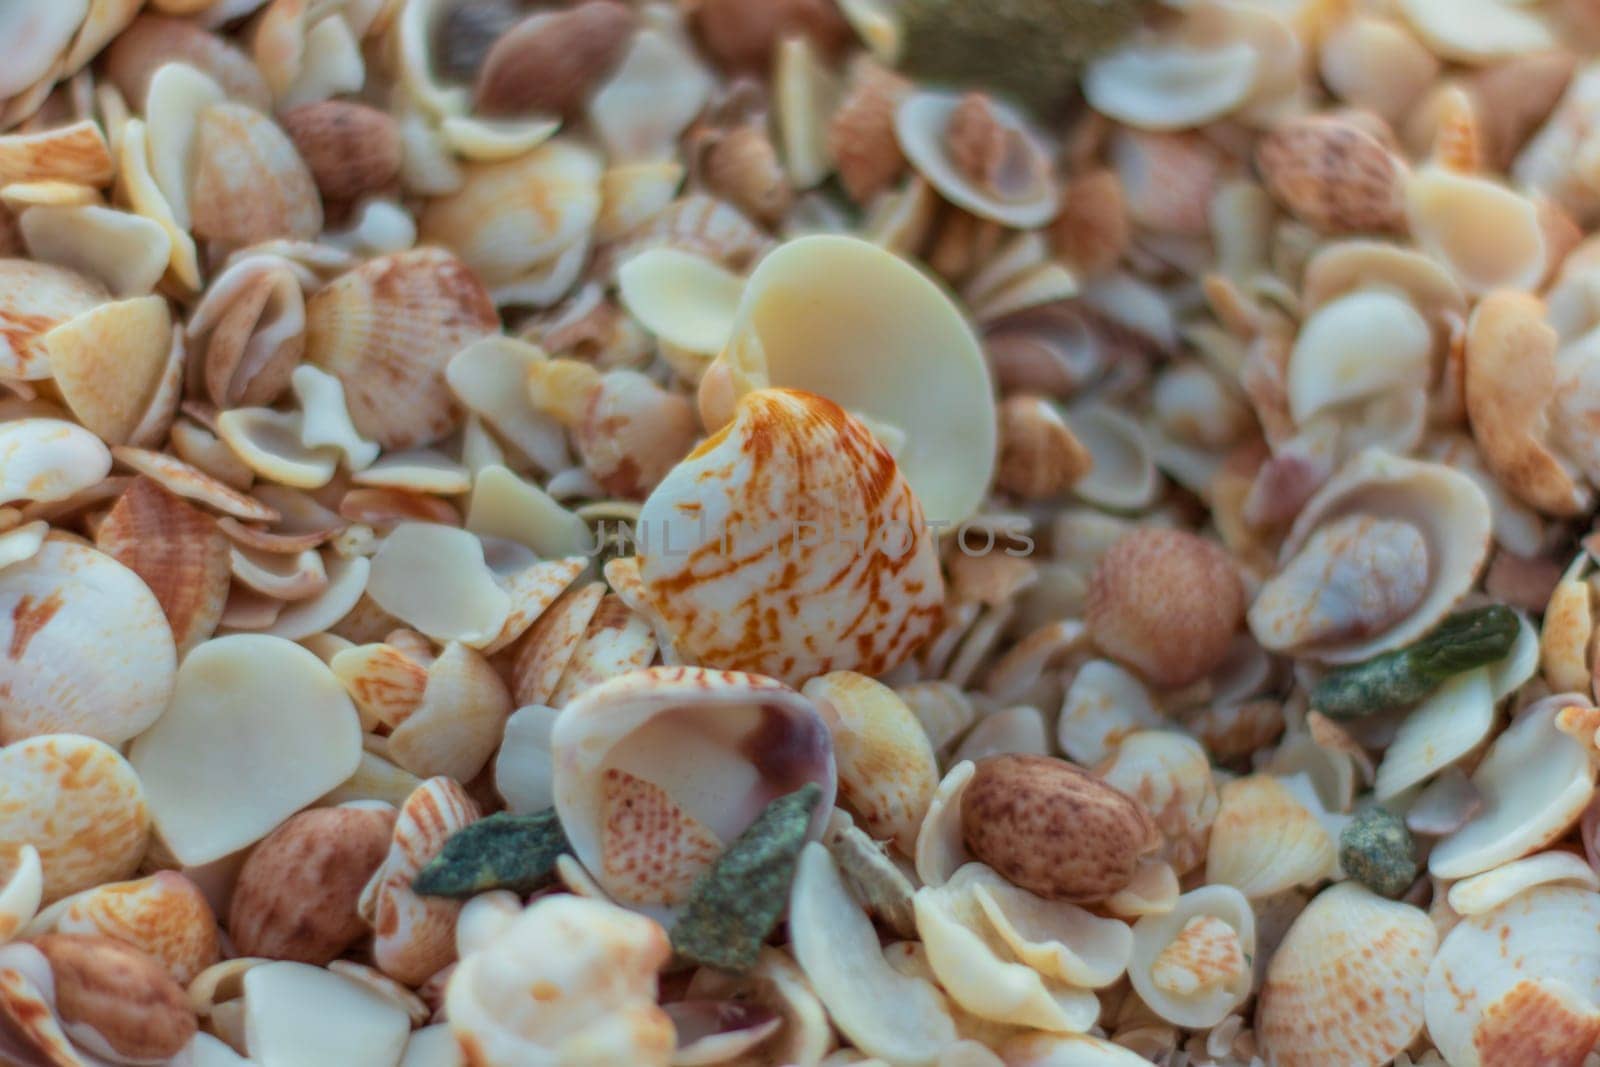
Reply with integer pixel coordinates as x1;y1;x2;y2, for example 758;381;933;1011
412;809;569;899
1339;807;1417;899
670;783;823;974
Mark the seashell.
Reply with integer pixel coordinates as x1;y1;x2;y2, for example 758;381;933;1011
703;234;995;524
185;255;305;411
95;476;230;655
367;523;510;647
0;416;109;506
1374;668;1497;802
995;396;1092;501
0;845;40;945
790;842;959;1063
446;895;673;1067
279;100;402;203
1206;775;1336;898
243;960;411;1067
1248;449;1492;663
637;388;943;685
103;14;271;111
901;682;978;755
1286;288;1431;428
473;1;633;118
1319;14;1440;123
363;777;481;986
684;947;832;1067
446;337;569;474
951;705;1050;765
0;120;112;188
616;246;742;363
962;863;1132;989
510;580;606;707
1406;166;1546;295
44;871;219;985
0;735;147;907
552;666;834;920
0;258;106;380
111;445;275;521
1084;30;1259;133
1447;850;1600;917
1129;885;1255;1029
1099;732;1218;877
306;247;498;451
1056;659;1164;767
321;751;423;810
464;464;592;559
692;0;849;71
419;138;601;300
187;101;321;246
0;5;87;101
1062;403;1160;512
829;58;909;204
1425;885;1600;1067
0;539;175;745
803;671;939;853
259;553;371;641
1393;0;1557;63
1429;700;1595;879
589;20;713;165
21;203;171;298
999;1031;1153;1066
214;407;338;490
291;363;378;473
1052;168;1129;279
129;634;362;866
894;90;1057;229
530;363;700;499
1256;115;1408;235
347;641;510;783
1258;882;1434;1066
494;704;558;815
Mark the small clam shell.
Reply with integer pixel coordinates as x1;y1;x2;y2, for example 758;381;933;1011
188;101;321;245
616;247;742;361
215;407;339;489
1258;882;1434;1067
367;523;510;647
243;961;411;1067
1257;116;1408;235
1206;775;1336;898
916;761;976;888
96;476;231;655
1406;166;1546;295
103;14;271;111
129;634;363;866
494;704;558;815
260;553;371;641
0;734;148;904
894;90;1057;228
1128;885;1255;1029
952;705;1050;765
1447;851;1600;917
0;540;176;744
185;254;306;410
1287;290;1432;425
1063;404;1160;512
307;247;499;451
551;665;836;921
1099;733;1219;877
1429;700;1596;879
46;871;219;984
804;671;939;853
0;845;40;944
1393;0;1557;63
0;258;106;380
1425;886;1600;1067
0;417;109;506
388;643;511;783
1319;15;1440;123
446;337;569;474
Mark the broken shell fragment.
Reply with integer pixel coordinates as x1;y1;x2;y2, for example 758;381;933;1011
189;102;322;245
895;90;1058;228
1205;775;1336;898
0;417;110;506
1129;884;1255;1029
243;960;411;1067
367;522;510;647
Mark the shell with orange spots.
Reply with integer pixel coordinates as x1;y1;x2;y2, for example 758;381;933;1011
636;388;944;686
1425;884;1600;1067
0;735;149;905
551;665;836;922
1258;882;1436;1067
40;871;219;985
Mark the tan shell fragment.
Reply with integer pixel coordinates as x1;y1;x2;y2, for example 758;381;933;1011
0;258;106;380
1406;166;1547;295
1394;0;1557;63
103;14;272;111
44;295;172;444
1258;883;1435;1067
44;871;220;985
19;206;165;307
1256;116;1408;234
307;247;499;450
279;100;403;203
0;735;148;905
112;446;278;522
186;254;307;410
0;120;112;188
24;932;199;1065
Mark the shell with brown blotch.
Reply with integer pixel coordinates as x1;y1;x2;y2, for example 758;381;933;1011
188;101;322;246
0;258;107;380
636;388;944;685
1258;882;1435;1067
306;247;499;450
36;871;219;985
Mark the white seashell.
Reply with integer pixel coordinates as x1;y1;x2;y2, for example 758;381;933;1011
401;1024;463;1067
617;247;742;360
1099;732;1218;877
1447;851;1600;916
552;666;833;919
291;364;379;473
0;540;175;744
1393;0;1557;63
1063;404;1160;512
1085;36;1259;133
952;705;1050;765
775;35;840;189
0;4;85;99
684;947;833;1067
0;845;40;944
1287;290;1432;425
368;523;510;647
589;22;712;164
145;62;225;231
894;90;1057;228
1206;775;1336;898
21;204;170;297
216;407;340;490
353;451;471;496
0;417;109;505
1405;166;1547;295
446;337;570;474
260;554;370;641
1425;886;1600;1067
129;634;362;866
495;704;559;815
117;117;201;290
465;465;593;559
704;235;995;525
1258;882;1435;1066
1248;449;1492;663
915;864;1101;1033
0;735;148;905
917;760;977;888
244;961;411;1067
1375;668;1497;801
1429;701;1596;879
965;865;1132;988
1129;885;1255;1029
791;842;959;1065
1056;660;1163;767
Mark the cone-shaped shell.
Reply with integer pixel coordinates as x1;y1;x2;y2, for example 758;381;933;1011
638;388;944;685
551;665;836;922
1258;882;1435;1067
0;540;176;744
306;248;499;450
703;235;995;525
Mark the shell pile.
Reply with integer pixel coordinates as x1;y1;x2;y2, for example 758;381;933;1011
8;0;1600;1065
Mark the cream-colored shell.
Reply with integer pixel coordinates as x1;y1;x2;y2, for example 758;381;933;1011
1084;32;1259;133
1447;851;1600;917
964;864;1132;989
551;666;835;922
1206;775;1336;898
1056;661;1163;767
685;946;833;1067
893;90;1058;228
1375;668;1496;802
1129;885;1255;1029
1258;883;1435;1067
367;523;509;647
704;235;995;525
916;760;977;888
1099;732;1218;876
1405;166;1547;295
0;417;109;507
244;961;412;1067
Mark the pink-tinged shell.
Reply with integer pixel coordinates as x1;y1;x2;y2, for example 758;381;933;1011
306;248;499;451
0;259;107;380
95;477;231;655
48;872;219;985
362;778;480;986
551;665;836;922
637;388;944;685
0;540;177;745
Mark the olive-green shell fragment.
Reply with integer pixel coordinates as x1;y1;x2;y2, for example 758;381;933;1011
412;808;569;899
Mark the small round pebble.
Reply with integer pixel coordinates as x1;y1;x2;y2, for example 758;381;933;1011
1339;807;1418;899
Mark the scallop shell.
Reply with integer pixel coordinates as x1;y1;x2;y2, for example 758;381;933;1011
1248;449;1492;663
306;247;499;451
551;665;836;922
0;539;175;744
0;734;148;904
0;417;110;507
95;476;231;655
1206;775;1336;898
363;777;481;986
129;634;363;866
702;235;995;526
445;895;673;1067
112;445;278;522
42;871;219;984
189;101;321;245
1425;885;1600;1067
893;90;1057;229
510;580;606;707
1129;885;1256;1029
1258;882;1435;1067
1429;700;1596;880
0;258;106;379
